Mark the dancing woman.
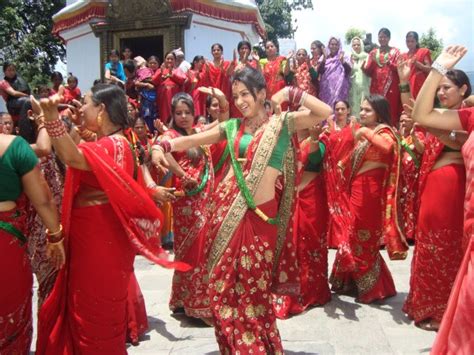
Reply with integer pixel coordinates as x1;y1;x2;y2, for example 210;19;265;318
330;95;407;303
35;84;188;354
411;44;473;354
152;67;332;353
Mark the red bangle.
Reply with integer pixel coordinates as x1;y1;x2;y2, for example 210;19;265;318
159;140;172;153
44;119;67;139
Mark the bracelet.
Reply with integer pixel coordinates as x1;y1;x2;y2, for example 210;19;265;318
44;119;67;139
431;61;448;76
47;236;64;245
46;224;63;237
37;124;45;132
152;140;172;153
399;83;410;93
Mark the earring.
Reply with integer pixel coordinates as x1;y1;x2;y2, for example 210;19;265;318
97;111;104;127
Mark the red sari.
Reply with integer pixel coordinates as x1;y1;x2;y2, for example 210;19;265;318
186;68;208;117
323;125;355;248
330;125;407;303
401;48;432;99
364;48;402;126
0;201;33;354
152;68;187;124
291;61;317;97
205;116;296;354
203;60;231;100
273;138;331;319
36;136;188;354
403;134;465;324
164;129;215;318
430;108;474;354
260;56;287;99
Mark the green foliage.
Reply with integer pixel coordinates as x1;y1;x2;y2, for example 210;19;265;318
0;0;66;88
256;0;313;42
345;28;366;45
420;27;443;60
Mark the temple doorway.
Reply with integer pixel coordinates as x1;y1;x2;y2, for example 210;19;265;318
120;35;164;63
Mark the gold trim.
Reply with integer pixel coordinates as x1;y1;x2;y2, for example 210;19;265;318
207;114;286;272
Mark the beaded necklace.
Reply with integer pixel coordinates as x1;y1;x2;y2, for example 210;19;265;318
375;48;390;68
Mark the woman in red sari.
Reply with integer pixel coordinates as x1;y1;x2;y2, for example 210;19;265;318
186;55;208;117
412;45;473;354
0;134;64;354
286;48;318;98
273;124;331;319
364;28;402;126
152;51;187;124
403;68;470;330
203;43;232;100
258;40;287;100
152;67;332;353
330;95;407;303
35;84;188;354
161;93;216;319
401;31;432;99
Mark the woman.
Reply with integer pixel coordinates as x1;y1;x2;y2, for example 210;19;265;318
319;37;351;108
35;84;188;354
401;31;432;99
161;93;216;318
259;40;287;100
286;48;318;99
186;55;208;117
152;51;187;124
349;37;371;117
1;62;30;120
203;43;232;100
151;67;332;353
273;124;331;319
104;49;126;84
323;100;354;248
403;69;470;330
411;44;473;355
330;95;407;303
147;55;160;73
364;28;401;126
0;133;64;353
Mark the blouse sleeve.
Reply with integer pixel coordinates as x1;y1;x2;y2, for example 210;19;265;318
459;107;474;133
13;137;38;176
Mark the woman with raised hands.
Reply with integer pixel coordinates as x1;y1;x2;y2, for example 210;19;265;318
34;84;189;354
152;66;332;354
411;45;473;353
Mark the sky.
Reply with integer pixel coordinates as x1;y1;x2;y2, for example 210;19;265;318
291;0;474;72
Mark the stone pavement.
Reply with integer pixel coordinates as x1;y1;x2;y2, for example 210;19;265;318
32;249;437;354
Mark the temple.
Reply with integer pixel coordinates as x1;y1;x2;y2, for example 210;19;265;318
53;0;265;91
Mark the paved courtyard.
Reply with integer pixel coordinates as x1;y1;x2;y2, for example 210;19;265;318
32;249;437;354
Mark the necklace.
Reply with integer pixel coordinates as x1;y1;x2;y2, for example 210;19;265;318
375;48;390;67
107;127;123;136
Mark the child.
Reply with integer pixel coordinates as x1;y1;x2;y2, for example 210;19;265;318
134;56;157;132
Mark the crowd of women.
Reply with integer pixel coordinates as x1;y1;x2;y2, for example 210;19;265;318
0;25;473;354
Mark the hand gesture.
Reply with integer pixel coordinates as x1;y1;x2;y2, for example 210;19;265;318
252;50;260;62
327;114;336;131
233;49;238;63
435;45;468;70
182;176;198;191
402;98;416;116
397;58;411;82
198;86;225;100
339;52;345;63
38;94;62;122
151;146;170;174
154;119;168;133
354;126;369;141
46;240;66;270
151;186;177;203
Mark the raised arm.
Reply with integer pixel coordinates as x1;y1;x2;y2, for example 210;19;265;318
412;45;467;131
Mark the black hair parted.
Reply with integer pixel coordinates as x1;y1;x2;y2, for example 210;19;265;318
232;67;266;100
90;84;130;129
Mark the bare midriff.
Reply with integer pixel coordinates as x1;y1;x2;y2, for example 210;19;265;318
73;185;109;208
432;151;464;171
357;161;388;175
0;201;16;212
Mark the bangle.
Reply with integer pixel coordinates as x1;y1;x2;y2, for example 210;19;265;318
399;83;410;93
153;140;172;153
299;91;308;106
46;224;63;237
47;236;64;245
37;124;45;132
44;119;67;139
431;61;448;76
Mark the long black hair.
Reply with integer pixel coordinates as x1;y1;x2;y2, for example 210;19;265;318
90;84;130;129
446;69;472;99
364;94;391;125
170;92;195;136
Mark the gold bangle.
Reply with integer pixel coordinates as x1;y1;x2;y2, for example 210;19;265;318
47;236;64;245
46;224;63;237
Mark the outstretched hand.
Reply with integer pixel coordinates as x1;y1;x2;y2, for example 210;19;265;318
397;58;411;82
435;45;468;69
151;147;170;174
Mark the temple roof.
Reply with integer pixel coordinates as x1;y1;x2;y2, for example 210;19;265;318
52;0;265;37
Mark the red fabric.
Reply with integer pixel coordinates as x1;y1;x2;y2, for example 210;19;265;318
364;48;402;126
459;107;474;133
203;61;232;101
330;168;397;303
37;137;189;354
210;140;230;187
459;108;474;237
126;273;148;344
322;126;354;248
0;206;32;354
431;238;474;355
52;3;106;35
186;69;208;117
261;56;287;100
152;68;187;124
403;164;465;323
163;130;215;317
209;199;284;353
292;61;317;96
0;79;11;101
63;87;81;104
401;48;432;99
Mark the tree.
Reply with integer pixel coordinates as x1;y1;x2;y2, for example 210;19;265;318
420;28;443;60
345;28;366;45
256;0;313;42
0;0;66;88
